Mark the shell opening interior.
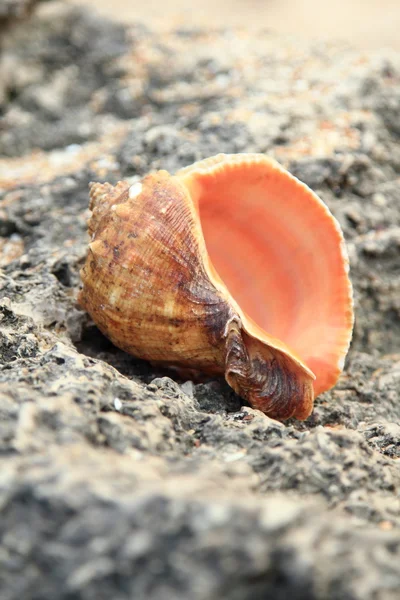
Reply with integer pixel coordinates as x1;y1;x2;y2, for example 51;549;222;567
181;159;352;395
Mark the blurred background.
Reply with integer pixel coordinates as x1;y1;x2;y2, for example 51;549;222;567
71;0;400;50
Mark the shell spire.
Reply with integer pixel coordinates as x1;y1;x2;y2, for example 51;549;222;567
79;154;353;420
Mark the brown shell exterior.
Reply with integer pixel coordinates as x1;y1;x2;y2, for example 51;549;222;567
79;168;315;420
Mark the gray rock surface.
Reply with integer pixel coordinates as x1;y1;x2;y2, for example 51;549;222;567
0;0;48;31
0;3;399;599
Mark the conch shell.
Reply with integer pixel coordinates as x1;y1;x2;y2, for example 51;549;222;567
79;154;353;420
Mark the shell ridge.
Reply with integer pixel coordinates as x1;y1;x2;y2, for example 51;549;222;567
224;317;314;420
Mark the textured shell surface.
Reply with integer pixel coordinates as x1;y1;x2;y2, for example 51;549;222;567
79;153;353;420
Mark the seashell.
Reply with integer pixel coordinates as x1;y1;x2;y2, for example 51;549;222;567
79;154;353;420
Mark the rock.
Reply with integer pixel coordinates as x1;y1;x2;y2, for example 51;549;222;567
0;3;400;599
0;0;42;25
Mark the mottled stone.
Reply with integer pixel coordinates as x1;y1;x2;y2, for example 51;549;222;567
0;3;400;599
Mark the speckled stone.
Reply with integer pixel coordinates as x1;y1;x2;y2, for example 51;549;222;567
0;3;400;599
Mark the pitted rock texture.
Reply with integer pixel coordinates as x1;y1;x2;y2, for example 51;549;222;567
0;0;41;24
0;3;400;599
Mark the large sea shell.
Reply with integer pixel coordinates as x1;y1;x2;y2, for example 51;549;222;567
79;154;353;420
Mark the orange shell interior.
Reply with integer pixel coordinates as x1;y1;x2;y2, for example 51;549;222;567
178;154;353;396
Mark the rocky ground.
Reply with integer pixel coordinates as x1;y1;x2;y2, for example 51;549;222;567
0;2;400;598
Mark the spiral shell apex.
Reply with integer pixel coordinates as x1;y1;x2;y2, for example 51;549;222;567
79;153;353;420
